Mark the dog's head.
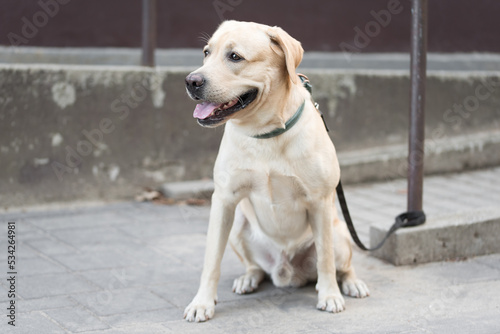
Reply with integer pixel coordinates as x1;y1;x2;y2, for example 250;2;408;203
186;21;304;128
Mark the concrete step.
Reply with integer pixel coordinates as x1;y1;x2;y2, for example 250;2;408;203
160;130;500;198
339;130;500;183
371;207;500;265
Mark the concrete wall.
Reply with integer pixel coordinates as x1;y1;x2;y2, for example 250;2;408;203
1;64;499;207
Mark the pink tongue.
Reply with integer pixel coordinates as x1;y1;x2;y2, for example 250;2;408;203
193;102;222;119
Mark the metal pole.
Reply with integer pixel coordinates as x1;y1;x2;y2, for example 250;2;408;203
141;0;157;67
408;0;428;212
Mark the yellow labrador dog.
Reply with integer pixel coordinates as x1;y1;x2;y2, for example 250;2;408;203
184;20;369;322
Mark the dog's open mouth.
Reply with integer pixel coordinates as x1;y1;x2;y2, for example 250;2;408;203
193;89;258;126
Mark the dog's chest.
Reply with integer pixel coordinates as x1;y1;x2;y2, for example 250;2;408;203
246;170;311;237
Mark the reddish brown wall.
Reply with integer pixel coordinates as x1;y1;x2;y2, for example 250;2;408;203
2;0;500;53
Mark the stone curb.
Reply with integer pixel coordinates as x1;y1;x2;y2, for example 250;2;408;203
159;131;500;199
370;207;500;265
339;130;500;184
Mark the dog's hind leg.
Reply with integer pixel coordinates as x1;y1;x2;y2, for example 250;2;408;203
229;203;265;294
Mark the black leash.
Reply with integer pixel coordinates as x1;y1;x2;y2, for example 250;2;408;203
336;180;425;251
299;74;426;251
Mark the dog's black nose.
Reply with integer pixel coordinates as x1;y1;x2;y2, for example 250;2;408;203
185;73;205;89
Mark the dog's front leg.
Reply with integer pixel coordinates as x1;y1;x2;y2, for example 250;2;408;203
184;191;236;322
310;196;345;313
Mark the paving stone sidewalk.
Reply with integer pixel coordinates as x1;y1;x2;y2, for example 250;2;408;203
1;167;500;333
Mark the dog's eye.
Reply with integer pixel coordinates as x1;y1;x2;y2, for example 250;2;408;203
203;50;209;57
229;52;243;62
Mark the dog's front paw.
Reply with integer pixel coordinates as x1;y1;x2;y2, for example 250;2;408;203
341;278;370;298
183;296;216;322
316;293;345;313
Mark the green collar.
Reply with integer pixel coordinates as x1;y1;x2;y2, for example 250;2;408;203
252;100;305;139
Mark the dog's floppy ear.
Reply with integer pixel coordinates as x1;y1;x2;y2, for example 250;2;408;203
268;26;304;85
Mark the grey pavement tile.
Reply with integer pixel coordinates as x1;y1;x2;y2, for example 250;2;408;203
80;262;198;291
161;321;222;334
19;272;99;299
0;284;9;302
5;311;66;333
1;168;500;333
154;277;290;310
454;169;500;189
51;249;140;271
426;182;493;212
346;214;371;229
72;288;173;317
17;255;68;276
17;241;42;259
1;219;39;232
446;175;489;195
18;295;77;313
421;190;466;213
4;220;48;242
117;218;208;240
412;259;500;285
129;202;210;223
342;191;378;209
208;299;274;328
430;280;500;313
299;276;499;334
150;281;204;310
423;184;464;205
377;200;408;212
431;180;493;208
469;170;500;191
175;204;211;222
338;202;372;217
355;210;395;228
457;194;497;210
45;306;110;333
86;323;190;334
50;226;136;250
422;310;500;334
208;298;327;334
0;202;137;220
475;253;500;270
423;176;455;189
259;284;319;313
27;237;78;256
345;211;372;224
311;299;422;334
149;233;208;270
339;200;369;213
100;307;180;328
80;242;174;267
420;198;442;210
150;233;243;274
27;211;135;231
